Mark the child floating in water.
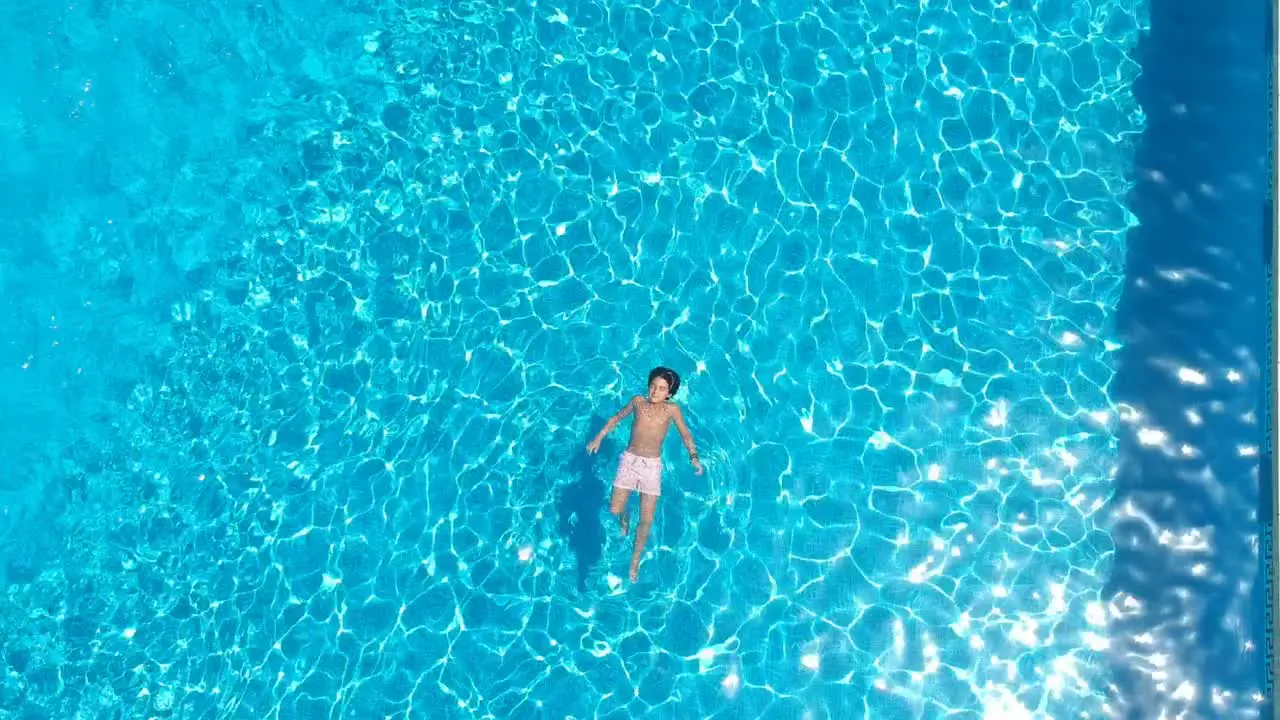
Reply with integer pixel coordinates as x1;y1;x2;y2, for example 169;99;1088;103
586;366;703;582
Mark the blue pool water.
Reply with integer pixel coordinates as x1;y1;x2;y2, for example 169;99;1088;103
1107;1;1273;718
8;0;1264;718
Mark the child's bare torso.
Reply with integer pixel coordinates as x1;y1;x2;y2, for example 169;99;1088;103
626;398;672;458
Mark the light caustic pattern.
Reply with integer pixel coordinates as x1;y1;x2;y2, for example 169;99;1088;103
0;0;1147;718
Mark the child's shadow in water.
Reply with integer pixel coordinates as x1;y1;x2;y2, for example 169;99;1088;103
556;416;610;593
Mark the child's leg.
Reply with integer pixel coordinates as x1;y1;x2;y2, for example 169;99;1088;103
609;486;632;536
630;492;659;581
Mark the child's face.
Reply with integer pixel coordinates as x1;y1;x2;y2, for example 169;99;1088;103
648;377;671;402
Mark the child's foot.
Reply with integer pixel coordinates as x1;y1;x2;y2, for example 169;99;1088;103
629;557;640;582
620;515;630;537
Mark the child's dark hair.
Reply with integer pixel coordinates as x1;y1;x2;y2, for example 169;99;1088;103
649;366;681;395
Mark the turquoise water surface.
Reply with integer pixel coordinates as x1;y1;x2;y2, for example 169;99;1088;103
2;1;1148;718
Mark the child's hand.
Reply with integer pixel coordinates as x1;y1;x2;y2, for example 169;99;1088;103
692;457;703;475
586;438;601;454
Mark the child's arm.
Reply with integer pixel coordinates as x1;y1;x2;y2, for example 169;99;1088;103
671;405;703;474
586;396;639;452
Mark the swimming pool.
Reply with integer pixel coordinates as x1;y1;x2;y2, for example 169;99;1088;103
0;0;1167;718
